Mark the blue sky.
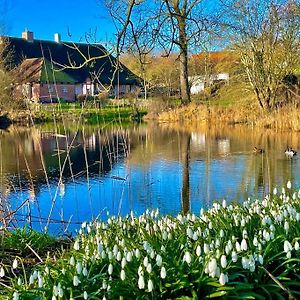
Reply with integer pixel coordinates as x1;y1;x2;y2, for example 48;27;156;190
1;0;116;42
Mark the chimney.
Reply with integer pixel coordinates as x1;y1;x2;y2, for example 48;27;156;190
22;30;34;42
54;33;61;43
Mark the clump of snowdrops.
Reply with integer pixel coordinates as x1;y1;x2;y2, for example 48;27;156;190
2;182;300;299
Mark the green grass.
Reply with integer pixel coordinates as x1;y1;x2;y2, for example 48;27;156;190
32;104;147;125
1;183;299;299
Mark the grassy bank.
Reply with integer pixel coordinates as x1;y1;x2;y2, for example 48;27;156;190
5;103;147;126
1;183;299;299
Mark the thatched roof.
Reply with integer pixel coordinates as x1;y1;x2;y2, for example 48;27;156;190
5;37;140;85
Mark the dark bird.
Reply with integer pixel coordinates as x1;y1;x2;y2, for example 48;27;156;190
285;147;297;158
253;147;264;154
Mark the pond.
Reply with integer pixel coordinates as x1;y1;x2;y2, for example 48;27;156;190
0;121;299;233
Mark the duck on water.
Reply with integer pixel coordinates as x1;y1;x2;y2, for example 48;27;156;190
285;147;297;158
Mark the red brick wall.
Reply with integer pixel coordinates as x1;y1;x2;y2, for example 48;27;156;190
39;83;76;102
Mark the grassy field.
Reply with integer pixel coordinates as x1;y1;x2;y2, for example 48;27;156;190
1;183;299;299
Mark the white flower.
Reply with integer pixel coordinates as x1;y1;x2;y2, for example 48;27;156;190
120;269;126;281
138;265;143;276
284;221;289;233
284;241;292;253
287;181;292;189
295;241;299;251
258;255;263;265
208;258;217;274
135;248;140;258
13;292;19;300
253;236;258;247
73;275;80;286
74;240;80;251
196;245;201;257
126;251;133;262
241;239;248;251
108;264;113;275
220;255;227;268
76;262;82;274
273;187;277;195
287;251;292;259
219;273;226;285
222;199;227;208
58;286;63;297
146;263;152;273
231;251;238;262
160;266;166;279
0;267;4;278
235;241;241;252
156;254;162;267
12;258;18;269
117;251;122;261
204;244;209;254
52;295;57;300
121;257;127;269
38;275;43;288
183;251;192;264
148;279;154;292
69;256;75;266
83;267;88;276
143;256;149;267
83;291;88;299
138;276;145;289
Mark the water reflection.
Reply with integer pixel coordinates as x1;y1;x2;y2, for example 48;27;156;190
0;122;299;233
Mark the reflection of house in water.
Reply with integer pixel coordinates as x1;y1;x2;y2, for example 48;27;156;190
191;133;206;151
217;139;230;155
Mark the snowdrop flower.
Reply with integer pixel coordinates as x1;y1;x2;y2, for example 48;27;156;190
273;187;277;195
74;240;80;251
148;279;154;292
183;251;192;264
287;251;292;259
208;258;217;274
121;257;127;269
241;257;249;269
12;258;18;269
135;248;140;258
253;236;258;247
120;269;126;281
231;251;238;262
117;251;122;261
73;275;81;286
138;276;145;289
38;275;43;288
287;181;292;189
204;244;210;254
220;255;227;268
52;295;57;300
295;241;299;251
284;221;289;233
83;291;88;299
219;273;226;286
17;277;22;285
222;199;227;208
143;256;149;267
146;263;152;273
196;245;201;257
126;251;133;262
220;229;225;238
108;264;113;275
69;256;75;266
160;266;166;279
241;239;248;251
235;241;241;252
258;255;263;265
156;254;162;267
0;267;4;278
13;292;19;300
83;267;88;276
76;262;82;274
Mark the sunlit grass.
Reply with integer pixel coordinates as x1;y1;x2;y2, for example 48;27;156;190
1;183;300;299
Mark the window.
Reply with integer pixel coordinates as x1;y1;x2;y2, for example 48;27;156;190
48;86;54;93
62;87;68;93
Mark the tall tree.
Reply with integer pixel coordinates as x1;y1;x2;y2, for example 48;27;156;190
107;0;216;104
225;0;300;110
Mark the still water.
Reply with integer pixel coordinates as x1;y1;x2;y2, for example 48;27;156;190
0;122;299;233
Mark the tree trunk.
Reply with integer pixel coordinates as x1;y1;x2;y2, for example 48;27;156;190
178;17;190;104
181;134;191;215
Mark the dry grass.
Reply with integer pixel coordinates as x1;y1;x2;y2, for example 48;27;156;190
152;102;300;131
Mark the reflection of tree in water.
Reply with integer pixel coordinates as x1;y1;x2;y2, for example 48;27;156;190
180;133;191;215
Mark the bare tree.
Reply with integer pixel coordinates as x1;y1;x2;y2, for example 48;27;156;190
225;0;300;110
106;0;215;104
